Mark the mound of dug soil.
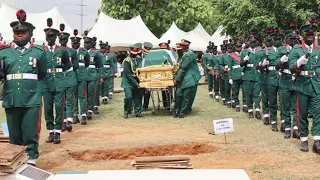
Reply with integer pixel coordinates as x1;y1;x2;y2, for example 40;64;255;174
70;143;214;162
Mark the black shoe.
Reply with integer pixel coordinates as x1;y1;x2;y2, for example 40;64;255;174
272;124;279;132
102;99;108;104
236;107;240;112
231;103;236;108
263;117;270;125
81;116;87;125
27;162;36;167
87;111;93;120
61;122;67;132
136;115;143;118
300;141;309;152
53;133;61;144
185;110;192;114
313;140;320;154
66;121;72;132
143;107;148;112
108;94;113;99
248;112;254;118
172;112;178;118
280;123;285;132
93;106;99;114
243;106;248;113
255;111;262;120
227;103;231;108
284;130;291;139
292;129;299;139
73;115;80;124
222;100;226;105
45;132;54;143
179;114;184;118
210;94;213;98
308;114;313;118
124;115;128;119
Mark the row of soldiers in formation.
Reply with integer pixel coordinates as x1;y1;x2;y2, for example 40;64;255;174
121;39;201;119
0;10;119;167
201;16;320;154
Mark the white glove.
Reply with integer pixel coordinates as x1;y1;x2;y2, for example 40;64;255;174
241;72;244;76
262;58;269;66
292;76;296;81
297;55;308;67
229;79;233;85
244;55;249;61
280;55;288;63
278;72;282;76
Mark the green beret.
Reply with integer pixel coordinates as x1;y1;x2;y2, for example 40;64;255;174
143;42;153;48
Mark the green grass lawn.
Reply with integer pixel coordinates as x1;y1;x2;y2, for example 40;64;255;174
1;77;320;180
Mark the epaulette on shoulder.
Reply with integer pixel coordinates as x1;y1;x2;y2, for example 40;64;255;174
33;45;44;51
0;45;9;50
124;57;132;62
293;44;301;49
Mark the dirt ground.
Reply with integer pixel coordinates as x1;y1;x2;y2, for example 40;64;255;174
3;78;320;180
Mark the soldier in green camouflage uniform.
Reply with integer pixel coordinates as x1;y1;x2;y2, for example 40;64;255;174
202;46;213;98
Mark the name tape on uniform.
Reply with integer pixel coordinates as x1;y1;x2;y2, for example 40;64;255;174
213;118;234;134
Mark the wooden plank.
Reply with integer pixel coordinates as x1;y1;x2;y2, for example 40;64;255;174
0;153;27;166
0;144;26;162
132;160;189;165
136;164;193;169
134;156;190;163
0;154;28;173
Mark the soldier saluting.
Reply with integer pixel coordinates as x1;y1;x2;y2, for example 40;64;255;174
0;10;47;167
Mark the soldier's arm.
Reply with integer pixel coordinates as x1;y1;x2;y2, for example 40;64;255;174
123;59;139;87
227;56;233;79
240;51;248;67
289;49;300;74
84;51;90;68
95;53;104;78
61;48;71;70
72;50;79;71
38;51;47;80
175;55;192;81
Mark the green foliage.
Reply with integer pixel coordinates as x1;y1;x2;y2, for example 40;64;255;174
215;0;319;41
99;0;219;38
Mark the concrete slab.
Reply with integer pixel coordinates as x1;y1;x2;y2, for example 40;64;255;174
53;169;251;180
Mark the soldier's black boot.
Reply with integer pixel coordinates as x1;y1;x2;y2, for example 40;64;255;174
263;116;269;125
73;115;80;124
215;95;219;102
284;130;291;139
255;111;261;120
227;103;231;108
300;140;309;152
143;107;148;112
235;106;240;112
178;114;184;118
280;122;285;132
313;140;320;154
243;106;248;113
272;123;278;132
87;111;93;120
172;111;178;118
61;122;67;132
102;98;108;104
231;103;236;108
66;121;72;132
248;111;254;118
45;132;54;143
53;133;61;144
292;129;299;139
93;106;99;114
209;94;213;98
81;116;87;125
222;99;226;105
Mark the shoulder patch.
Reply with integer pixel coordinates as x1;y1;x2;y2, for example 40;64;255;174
33;45;44;51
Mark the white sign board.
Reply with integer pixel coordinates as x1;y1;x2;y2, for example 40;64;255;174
213;118;234;134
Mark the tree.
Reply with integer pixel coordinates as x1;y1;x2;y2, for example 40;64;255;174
215;0;319;41
99;0;219;38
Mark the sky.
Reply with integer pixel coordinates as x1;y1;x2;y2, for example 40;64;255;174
1;0;101;31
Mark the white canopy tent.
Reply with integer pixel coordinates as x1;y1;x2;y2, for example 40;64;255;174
211;26;230;50
0;3;73;45
88;13;159;47
160;22;208;51
188;23;212;42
